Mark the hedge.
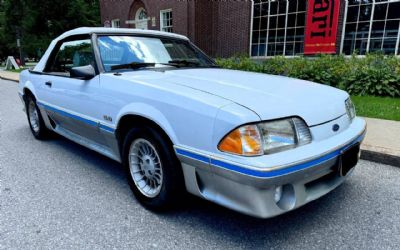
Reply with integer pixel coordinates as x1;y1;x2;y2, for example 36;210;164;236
216;53;400;97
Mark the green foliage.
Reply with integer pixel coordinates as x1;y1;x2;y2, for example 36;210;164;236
0;0;100;60
216;53;400;97
345;54;400;97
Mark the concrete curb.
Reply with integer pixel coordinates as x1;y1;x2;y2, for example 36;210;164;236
0;72;19;82
361;150;400;167
0;76;18;82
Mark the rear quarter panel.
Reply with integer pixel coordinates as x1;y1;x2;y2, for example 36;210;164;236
19;70;49;100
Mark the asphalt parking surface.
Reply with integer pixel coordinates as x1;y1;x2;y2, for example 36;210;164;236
1;79;400;249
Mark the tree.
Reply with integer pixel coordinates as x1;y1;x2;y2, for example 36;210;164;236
0;0;100;61
0;0;7;60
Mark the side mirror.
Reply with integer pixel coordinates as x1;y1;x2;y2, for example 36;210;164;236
70;65;96;80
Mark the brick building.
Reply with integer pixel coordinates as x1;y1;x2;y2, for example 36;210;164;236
100;0;251;58
100;0;400;58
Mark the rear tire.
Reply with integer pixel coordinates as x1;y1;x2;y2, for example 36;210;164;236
25;95;51;140
122;126;184;211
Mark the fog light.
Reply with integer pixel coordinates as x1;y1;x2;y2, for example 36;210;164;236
274;186;283;203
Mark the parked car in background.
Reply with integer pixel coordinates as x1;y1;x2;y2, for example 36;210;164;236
18;28;366;218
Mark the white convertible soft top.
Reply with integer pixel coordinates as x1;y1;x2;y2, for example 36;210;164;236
56;27;189;42
34;27;189;72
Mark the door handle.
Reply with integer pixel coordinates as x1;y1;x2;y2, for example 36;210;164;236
45;81;52;87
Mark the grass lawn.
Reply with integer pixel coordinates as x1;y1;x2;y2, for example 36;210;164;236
6;68;24;73
352;95;400;121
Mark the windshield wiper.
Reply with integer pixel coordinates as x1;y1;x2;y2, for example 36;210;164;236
110;60;218;71
206;65;221;68
168;60;200;67
169;60;220;68
110;61;183;71
111;62;156;71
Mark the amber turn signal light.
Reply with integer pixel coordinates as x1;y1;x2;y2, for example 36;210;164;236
218;125;263;156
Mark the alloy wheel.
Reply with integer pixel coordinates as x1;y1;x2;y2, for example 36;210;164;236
129;138;163;198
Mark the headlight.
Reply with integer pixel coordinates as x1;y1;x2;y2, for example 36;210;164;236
218;117;312;156
259;117;312;154
345;98;356;121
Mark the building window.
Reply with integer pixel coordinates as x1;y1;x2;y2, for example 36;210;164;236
160;9;173;33
342;0;400;55
111;19;120;28
251;0;306;57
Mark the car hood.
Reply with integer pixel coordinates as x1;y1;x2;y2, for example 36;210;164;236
120;68;349;126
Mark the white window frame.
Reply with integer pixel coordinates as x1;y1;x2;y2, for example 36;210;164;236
111;19;120;28
340;0;400;55
160;9;173;32
249;0;307;58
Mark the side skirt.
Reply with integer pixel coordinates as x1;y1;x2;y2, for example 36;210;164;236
36;104;122;163
53;124;122;163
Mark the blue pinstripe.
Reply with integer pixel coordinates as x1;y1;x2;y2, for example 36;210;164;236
37;101;115;133
175;132;365;178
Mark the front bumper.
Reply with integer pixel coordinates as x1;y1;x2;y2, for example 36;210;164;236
175;118;366;218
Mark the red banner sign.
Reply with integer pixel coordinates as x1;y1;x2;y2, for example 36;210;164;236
304;0;341;55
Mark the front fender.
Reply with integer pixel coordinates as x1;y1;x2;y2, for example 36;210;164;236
212;103;261;153
116;102;178;144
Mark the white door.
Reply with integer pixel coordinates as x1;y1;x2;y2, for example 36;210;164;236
38;38;106;145
135;8;148;30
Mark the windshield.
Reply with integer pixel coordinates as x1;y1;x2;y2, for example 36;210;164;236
97;35;216;71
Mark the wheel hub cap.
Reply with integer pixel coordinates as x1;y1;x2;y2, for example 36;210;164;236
142;156;155;177
28;101;40;133
129;138;163;198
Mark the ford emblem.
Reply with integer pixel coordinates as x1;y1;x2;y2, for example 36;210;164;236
332;124;340;132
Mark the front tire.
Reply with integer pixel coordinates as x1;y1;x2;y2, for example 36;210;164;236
25;95;51;140
122;127;184;211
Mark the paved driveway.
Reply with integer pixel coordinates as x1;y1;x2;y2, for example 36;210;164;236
1;79;399;249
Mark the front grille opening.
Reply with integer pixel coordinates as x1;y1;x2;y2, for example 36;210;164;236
305;170;339;191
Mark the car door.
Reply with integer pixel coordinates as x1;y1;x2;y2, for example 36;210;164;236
38;36;107;146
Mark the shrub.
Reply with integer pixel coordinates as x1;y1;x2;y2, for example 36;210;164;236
215;53;400;97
